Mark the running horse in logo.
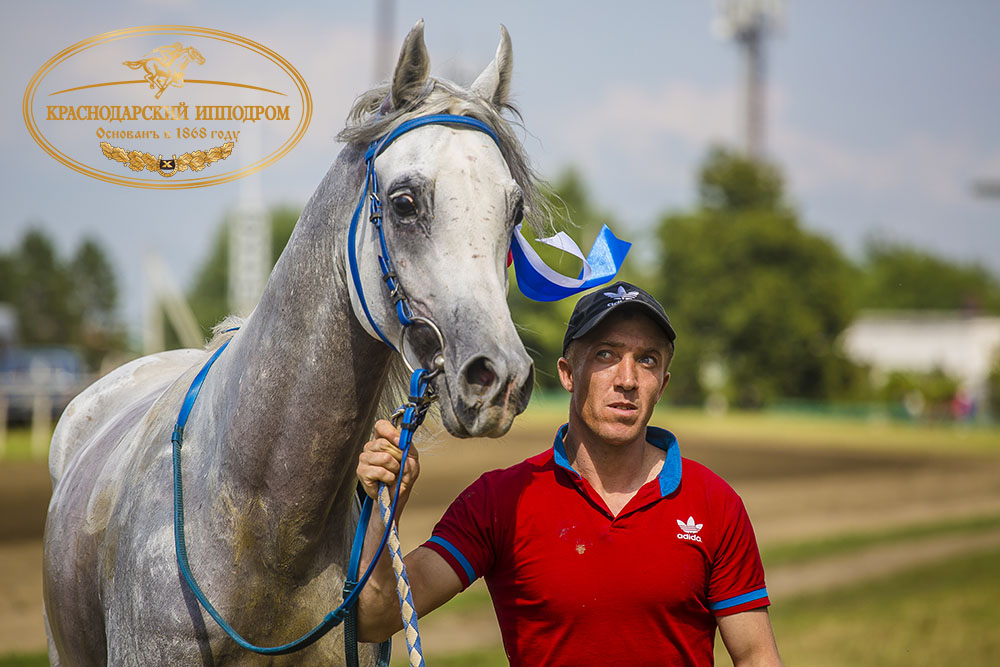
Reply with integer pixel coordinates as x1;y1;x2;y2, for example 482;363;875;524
123;42;205;99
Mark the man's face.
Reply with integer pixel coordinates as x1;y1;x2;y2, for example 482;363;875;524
558;311;671;448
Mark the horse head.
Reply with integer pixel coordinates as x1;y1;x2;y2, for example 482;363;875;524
344;21;535;438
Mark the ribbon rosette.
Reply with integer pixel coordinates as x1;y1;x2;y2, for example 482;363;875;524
509;223;631;302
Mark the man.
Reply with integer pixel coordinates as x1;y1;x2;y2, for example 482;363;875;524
356;282;782;666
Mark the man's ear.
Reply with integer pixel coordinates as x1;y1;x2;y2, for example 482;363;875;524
557;356;574;393
656;371;670;402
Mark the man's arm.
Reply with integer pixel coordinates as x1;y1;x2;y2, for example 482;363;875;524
717;608;783;667
355;420;463;642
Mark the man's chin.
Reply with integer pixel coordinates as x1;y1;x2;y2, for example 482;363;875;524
593;421;645;447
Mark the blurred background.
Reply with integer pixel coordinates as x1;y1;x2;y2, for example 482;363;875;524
2;1;999;665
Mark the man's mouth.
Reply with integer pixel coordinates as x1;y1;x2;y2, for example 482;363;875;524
608;401;637;413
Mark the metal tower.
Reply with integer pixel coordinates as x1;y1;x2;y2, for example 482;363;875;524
228;104;271;318
374;0;396;83
713;0;784;159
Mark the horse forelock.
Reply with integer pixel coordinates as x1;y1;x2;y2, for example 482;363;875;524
337;77;551;236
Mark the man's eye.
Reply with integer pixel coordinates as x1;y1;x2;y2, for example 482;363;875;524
596;350;612;360
391;193;417;217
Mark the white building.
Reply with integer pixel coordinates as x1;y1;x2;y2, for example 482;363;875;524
841;311;1000;407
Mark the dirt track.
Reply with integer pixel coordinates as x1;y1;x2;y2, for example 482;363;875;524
3;423;999;657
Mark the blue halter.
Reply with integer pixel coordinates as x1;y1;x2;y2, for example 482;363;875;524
171;115;500;661
347;113;501;350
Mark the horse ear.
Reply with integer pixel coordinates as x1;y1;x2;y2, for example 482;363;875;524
471;25;513;107
391;19;431;110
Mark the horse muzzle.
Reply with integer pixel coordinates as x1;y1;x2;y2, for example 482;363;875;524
436;346;534;438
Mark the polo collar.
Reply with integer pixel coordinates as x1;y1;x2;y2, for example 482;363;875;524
552;423;682;497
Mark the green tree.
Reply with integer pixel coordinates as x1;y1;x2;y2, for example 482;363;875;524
186;205;301;333
859;241;1000;312
653;147;857;407
0;229;124;369
70;238;126;368
508;169;647;390
5;230;80;345
987;360;1000;417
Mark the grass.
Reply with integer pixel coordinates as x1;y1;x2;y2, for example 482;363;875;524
398;517;1000;667
411;651;508;667
655;405;1000;456
762;513;1000;568
517;397;1000;456
0;428;52;463
0;654;47;667
764;546;1000;667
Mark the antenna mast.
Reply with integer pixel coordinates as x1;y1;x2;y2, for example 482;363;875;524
713;0;784;159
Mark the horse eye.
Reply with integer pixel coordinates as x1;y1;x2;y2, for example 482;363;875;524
390;193;417;218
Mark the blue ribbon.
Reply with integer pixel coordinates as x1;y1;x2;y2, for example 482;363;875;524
510;223;632;302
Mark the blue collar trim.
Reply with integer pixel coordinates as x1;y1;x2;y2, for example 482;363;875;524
552;424;682;497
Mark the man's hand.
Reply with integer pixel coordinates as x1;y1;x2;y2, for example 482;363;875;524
355;419;462;643
357;419;421;504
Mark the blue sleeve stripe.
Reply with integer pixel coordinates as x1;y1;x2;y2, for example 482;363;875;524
709;587;769;611
427;536;477;585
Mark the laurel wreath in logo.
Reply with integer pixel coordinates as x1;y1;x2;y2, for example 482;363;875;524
99;141;234;177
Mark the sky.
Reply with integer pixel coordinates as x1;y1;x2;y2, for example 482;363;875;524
3;1;999;340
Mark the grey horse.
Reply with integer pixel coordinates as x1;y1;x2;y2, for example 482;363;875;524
43;21;539;665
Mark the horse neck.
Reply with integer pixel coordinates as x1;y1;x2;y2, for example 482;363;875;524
198;145;394;568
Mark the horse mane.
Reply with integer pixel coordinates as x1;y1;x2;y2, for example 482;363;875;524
207;315;245;350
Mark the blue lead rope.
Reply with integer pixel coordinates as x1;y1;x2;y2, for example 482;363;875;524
171;333;427;658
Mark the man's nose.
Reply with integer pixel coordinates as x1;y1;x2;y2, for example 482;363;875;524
616;356;638;391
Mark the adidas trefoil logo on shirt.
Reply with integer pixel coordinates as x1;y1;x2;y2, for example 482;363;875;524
676;516;703;542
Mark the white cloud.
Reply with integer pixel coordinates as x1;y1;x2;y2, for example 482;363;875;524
552;78;987;213
773;125;974;206
564;80;738;160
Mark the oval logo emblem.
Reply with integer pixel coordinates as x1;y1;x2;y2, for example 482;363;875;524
23;26;312;189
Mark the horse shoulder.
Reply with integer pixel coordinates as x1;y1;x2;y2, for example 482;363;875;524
49;348;207;485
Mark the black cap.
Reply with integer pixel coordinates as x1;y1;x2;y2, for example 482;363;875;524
562;281;676;354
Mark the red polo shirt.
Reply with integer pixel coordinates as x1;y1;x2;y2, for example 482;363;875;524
423;424;769;666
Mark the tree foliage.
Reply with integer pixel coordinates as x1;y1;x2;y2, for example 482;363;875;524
186;205;301;333
507;169;647;390
0;229;124;369
653;148;858;406
858;240;1000;313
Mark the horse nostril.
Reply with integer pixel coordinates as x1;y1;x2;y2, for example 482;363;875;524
519;363;535;406
463;356;497;396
